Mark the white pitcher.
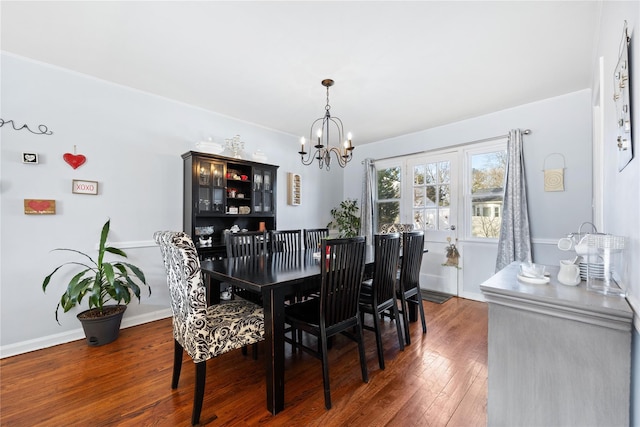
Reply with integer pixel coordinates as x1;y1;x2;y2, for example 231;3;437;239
558;260;581;286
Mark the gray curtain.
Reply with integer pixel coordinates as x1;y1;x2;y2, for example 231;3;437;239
495;129;532;271
361;158;375;245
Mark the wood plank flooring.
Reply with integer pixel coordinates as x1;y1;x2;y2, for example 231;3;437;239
0;297;487;426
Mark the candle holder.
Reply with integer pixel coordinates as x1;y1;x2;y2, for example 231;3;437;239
225;135;245;159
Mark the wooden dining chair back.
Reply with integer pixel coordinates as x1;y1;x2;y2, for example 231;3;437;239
303;228;329;250
269;229;302;253
154;231;264;425
359;232;404;369
226;230;266;258
397;230;427;345
284;236;368;409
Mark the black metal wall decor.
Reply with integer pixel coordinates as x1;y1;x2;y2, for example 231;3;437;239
0;118;53;135
613;21;633;171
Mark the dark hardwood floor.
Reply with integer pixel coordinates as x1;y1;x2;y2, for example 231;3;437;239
0;297;487;426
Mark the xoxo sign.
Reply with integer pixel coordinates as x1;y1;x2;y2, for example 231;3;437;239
72;180;99;195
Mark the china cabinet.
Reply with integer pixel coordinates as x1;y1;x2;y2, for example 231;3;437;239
182;151;278;259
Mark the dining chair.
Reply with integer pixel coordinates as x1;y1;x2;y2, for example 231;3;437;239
359;233;404;370
397;230;427;345
226;230;267;258
225;230;266;322
154;231;264;425
284;236;368;409
269;229;302;253
303;228;329;250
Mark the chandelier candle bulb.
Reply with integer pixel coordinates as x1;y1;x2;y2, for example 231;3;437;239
316;129;322;148
299;137;306;154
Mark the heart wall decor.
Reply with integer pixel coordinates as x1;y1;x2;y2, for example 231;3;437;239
63;153;86;169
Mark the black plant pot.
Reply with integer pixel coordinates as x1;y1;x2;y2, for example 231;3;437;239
77;305;127;346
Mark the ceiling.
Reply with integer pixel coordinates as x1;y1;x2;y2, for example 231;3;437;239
1;1;600;145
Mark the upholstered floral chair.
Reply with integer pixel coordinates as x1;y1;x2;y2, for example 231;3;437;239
378;223;414;234
154;231;264;425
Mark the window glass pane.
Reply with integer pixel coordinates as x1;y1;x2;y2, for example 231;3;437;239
471;151;506;193
377;202;400;225
439;184;450;207
413;188;425;207
426;185;437;206
413;210;425;230
423;209;437;230
377;167;401;199
439;161;450;183
425;163;437;184
439;208;451;230
413;165;425;185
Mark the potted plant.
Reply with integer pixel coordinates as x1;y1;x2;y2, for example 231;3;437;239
42;219;149;346
327;198;361;238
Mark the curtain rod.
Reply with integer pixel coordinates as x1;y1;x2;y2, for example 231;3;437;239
363;129;531;164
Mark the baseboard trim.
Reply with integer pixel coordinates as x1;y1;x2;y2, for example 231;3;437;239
0;308;171;359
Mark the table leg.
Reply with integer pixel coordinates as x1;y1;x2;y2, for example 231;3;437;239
263;286;286;414
202;272;221;306
409;300;417;322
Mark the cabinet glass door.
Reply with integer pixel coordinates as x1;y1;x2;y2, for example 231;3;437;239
197;160;225;213
253;168;274;213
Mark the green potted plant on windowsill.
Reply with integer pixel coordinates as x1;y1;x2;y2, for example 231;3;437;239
42;219;150;346
327;198;361;238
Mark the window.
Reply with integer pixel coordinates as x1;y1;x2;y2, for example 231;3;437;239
372;138;506;241
467;146;507;238
375;163;401;230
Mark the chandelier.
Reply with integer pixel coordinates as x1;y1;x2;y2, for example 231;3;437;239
299;79;354;170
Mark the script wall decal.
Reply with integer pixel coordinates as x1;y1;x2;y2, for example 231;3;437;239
0;118;53;135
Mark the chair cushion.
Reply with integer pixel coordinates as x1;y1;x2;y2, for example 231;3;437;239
183;300;264;363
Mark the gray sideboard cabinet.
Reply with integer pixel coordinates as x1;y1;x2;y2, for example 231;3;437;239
480;261;633;427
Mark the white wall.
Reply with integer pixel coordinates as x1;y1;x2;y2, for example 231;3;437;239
594;1;640;425
0;53;342;356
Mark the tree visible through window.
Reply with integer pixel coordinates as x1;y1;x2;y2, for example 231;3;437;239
376;166;401;229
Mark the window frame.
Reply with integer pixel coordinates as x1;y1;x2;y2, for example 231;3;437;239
372;137;507;243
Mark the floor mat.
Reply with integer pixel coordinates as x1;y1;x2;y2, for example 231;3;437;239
420;290;453;304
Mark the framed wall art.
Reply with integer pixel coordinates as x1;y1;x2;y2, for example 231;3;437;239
22;152;39;164
24;199;56;215
72;180;99;195
614;21;633;171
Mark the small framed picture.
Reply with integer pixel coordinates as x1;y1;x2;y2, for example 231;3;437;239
72;180;99;195
24;199;56;214
22;152;39;164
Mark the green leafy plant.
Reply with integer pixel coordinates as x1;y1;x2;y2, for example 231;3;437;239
327;198;361;238
42;219;149;323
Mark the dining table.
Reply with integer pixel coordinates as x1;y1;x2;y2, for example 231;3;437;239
200;244;425;415
200;247;375;415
